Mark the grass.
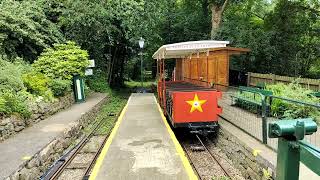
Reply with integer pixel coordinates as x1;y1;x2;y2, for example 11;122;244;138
124;80;155;89
84;87;130;135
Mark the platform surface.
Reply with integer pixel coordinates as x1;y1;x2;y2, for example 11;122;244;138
91;93;192;180
0;93;106;179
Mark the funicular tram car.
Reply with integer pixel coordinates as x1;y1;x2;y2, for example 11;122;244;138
153;41;250;135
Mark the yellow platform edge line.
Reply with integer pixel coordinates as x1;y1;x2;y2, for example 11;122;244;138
153;96;199;180
88;96;131;180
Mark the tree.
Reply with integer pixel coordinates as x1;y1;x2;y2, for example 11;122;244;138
32;41;89;80
265;0;320;76
209;0;229;39
0;0;64;62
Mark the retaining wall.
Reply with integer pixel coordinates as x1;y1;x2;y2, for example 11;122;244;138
5;96;108;180
0;93;74;141
215;123;275;180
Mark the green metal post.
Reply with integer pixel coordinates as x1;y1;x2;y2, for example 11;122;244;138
261;95;268;144
73;75;85;103
269;119;318;180
276;138;300;180
141;52;143;88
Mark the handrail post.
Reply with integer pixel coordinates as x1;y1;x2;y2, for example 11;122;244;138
276;137;300;180
269;119;318;180
261;95;268;144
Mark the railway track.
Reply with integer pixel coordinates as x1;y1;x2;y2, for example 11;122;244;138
194;134;232;179
41;114;116;180
180;133;239;180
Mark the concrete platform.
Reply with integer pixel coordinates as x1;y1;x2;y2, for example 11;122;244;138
89;93;196;180
0;93;106;179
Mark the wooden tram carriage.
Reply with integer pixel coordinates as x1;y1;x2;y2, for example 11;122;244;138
153;41;250;134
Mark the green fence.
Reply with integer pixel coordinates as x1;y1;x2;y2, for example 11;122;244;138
216;84;320;151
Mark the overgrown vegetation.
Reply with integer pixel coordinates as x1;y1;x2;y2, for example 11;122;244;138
235;82;320;123
0;41;88;118
33;41;89;80
83;87;130;135
266;82;320;122
22;71;54;101
124;81;156;89
85;70;109;93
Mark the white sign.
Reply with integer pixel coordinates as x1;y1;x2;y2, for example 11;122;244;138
76;79;82;100
85;68;93;76
88;60;95;68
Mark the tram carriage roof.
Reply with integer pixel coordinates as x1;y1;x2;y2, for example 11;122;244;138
152;40;250;59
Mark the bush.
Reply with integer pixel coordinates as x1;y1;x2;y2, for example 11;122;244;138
32;41;89;80
49;78;71;97
266;82;320;122
0;91;31;119
0;96;6;117
22;71;54;101
0;59;25;92
86;70;110;92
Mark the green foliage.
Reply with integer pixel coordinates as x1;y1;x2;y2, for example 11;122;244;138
0;96;6;115
0;58;28;92
220;0;320;77
33;41;89;80
125;81;156;89
0;0;64;62
309;59;320;78
49;78;71;97
0;90;31;119
86;70;110;93
84;87;130;135
22;71;54;101
59;0;167;87
266;82;320;122
267;82;318;104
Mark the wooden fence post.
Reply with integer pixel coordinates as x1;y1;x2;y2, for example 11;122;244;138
272;74;276;84
247;72;251;87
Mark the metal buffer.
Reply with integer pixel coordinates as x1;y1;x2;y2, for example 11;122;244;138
268;118;320;180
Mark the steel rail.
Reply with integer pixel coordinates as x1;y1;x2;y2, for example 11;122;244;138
41;118;108;180
44;101;127;180
195;134;233;179
180;141;203;180
82;133;110;180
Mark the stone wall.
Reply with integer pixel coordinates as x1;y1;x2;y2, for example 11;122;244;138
215;126;275;180
6;96;108;180
0;93;74;141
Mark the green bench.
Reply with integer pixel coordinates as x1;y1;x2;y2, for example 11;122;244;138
231;86;273;114
310;92;320;98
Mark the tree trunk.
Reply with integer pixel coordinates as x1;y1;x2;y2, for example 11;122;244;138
108;46;117;85
211;5;223;39
210;0;229;39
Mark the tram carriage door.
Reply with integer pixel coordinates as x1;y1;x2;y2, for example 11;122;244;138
217;54;228;86
208;55;229;87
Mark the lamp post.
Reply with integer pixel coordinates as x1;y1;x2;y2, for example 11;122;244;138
138;37;145;88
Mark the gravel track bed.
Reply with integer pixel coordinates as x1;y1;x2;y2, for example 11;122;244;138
81;135;106;153
58;169;85;180
56;135;106;179
205;138;245;180
179;134;245;180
